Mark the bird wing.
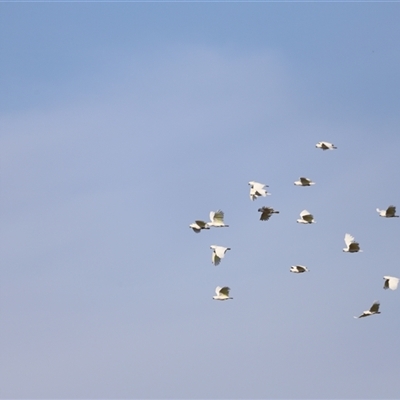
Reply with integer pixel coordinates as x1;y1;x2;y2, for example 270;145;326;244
211;210;225;224
300;210;313;222
384;276;399;290
349;242;360;252
212;252;221;266
344;233;355;247
214;246;227;258
383;278;390;290
386;205;396;217
321;142;329;149
258;207;272;221
297;266;306;272
300;177;310;185
219;286;230;297
369;302;380;313
195;220;207;228
215;286;222;295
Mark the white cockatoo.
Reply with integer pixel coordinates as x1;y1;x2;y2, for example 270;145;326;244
376;205;399;218
354;301;381;318
248;181;270;201
316;141;337;150
206;210;229;228
258;206;279;221
210;245;231;266
189;220;210;233
294;177;315;186
290;265;309;273
297;210;315;224
343;233;362;253
213;286;233;300
383;276;399;290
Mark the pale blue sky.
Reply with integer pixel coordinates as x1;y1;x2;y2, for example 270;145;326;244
1;3;400;399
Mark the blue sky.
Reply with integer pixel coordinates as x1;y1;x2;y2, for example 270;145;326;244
1;3;400;399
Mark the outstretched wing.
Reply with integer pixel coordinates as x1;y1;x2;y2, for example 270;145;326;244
344;233;355;247
369;301;380;313
386;205;396;217
349;242;360;252
300;177;310;185
300;210;313;222
212;252;221;266
219;286;230;297
211;210;225;224
258;206;272;221
321;142;329;150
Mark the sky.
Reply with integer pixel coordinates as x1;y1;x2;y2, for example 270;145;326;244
1;2;400;399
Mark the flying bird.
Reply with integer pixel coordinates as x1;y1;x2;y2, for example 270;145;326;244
249;181;270;201
297;210;315;224
316;141;337;150
343;233;362;253
207;210;229;228
258;206;279;221
294;177;315;186
354;301;381;318
213;286;233;301
210;245;231;266
383;276;399;290
376;205;399;218
189;220;210;233
290;265;309;273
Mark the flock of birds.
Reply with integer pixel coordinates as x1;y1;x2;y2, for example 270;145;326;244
189;141;399;317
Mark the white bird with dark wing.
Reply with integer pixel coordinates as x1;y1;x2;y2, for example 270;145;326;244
206;210;229;228
383;276;399;290
290;265;309;273
213;286;233;301
343;233;362;253
210;245;231;266
294;177;315;186
297;210;315;224
258;206;279;221
316;141;337;150
376;205;399;218
354;301;381;318
189;220;210;233
248;181;270;201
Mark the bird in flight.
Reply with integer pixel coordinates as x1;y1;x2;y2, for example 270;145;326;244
383;276;399;290
354;301;381;318
290;265;309;273
294;177;315;186
343;233;362;253
376;205;399;218
207;210;229;228
297;210;316;224
258;206;279;221
189;220;210;233
316;141;337;150
248;181;270;201
213;286;233;300
210;245;231;266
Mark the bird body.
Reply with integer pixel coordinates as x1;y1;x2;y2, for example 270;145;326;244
189;220;210;233
213;286;233;300
376;205;398;218
383;276;399;290
354;301;381;318
316;141;337;150
343;233;362;253
297;210;315;224
290;265;309;273
294;177;315;186
258;206;279;221
210;245;231;266
206;210;229;228
249;181;270;201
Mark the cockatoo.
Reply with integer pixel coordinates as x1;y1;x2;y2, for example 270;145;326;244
248;181;270;201
297;210;315;224
213;286;233;300
258;206;279;221
210;245;231;266
343;233;362;253
376;205;398;218
354;301;381;318
294;177;315;186
316;141;337;150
